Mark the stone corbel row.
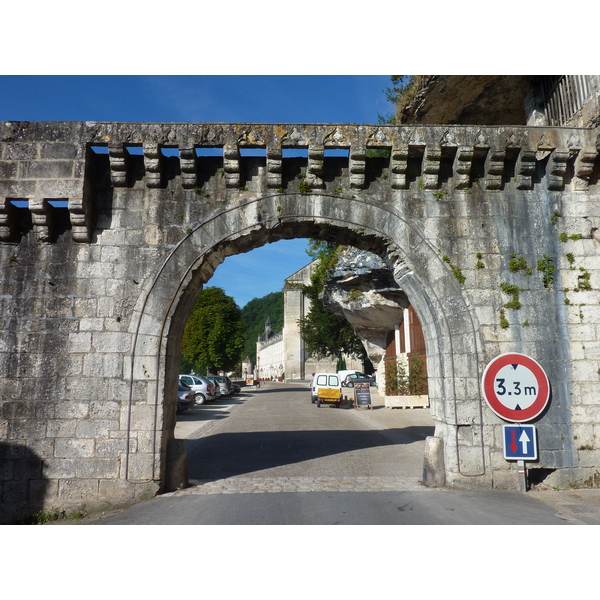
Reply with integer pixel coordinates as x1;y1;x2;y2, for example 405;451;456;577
105;139;599;193
391;143;599;192
0;197;92;243
105;141;378;191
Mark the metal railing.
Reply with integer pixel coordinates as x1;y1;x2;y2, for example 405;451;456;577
541;75;593;126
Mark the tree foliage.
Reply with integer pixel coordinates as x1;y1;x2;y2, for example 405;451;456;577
181;286;246;375
240;291;284;365
299;280;367;361
298;241;368;362
378;75;428;124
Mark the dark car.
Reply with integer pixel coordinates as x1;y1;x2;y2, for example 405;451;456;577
177;382;196;413
340;372;376;387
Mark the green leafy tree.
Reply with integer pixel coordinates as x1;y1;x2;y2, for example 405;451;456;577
181;286;246;375
298;241;368;364
299;281;367;361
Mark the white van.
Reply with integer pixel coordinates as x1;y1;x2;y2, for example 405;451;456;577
310;372;342;408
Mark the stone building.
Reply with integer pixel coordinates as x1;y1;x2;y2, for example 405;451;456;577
257;261;365;382
256;318;284;380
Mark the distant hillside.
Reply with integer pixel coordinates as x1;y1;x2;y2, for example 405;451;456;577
241;291;284;365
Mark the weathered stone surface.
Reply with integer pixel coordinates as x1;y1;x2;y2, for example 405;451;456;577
1;120;600;520
320;246;409;364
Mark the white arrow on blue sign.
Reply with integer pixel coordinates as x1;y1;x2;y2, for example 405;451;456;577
503;424;538;460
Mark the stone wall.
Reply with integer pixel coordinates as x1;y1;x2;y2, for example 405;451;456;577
1;121;600;521
256;331;284;380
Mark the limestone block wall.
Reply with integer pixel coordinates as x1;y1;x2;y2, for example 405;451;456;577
1;121;600;521
257;332;284;380
283;264;312;381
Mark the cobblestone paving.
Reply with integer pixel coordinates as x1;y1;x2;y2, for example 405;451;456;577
172;475;426;496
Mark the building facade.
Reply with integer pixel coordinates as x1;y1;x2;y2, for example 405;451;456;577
256;318;284;380
257;261;365;382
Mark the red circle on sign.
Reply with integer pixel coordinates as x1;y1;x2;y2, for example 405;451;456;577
482;353;550;422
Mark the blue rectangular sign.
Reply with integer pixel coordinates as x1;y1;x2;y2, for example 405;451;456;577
503;425;538;460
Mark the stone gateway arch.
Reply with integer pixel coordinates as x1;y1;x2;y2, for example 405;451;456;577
1;121;599;521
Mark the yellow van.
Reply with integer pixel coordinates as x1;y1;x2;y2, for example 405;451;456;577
310;372;342;408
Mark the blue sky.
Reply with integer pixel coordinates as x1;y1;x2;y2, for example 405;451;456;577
0;75;393;307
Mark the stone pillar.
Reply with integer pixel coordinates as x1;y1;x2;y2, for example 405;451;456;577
423;437;446;487
283;285;306;381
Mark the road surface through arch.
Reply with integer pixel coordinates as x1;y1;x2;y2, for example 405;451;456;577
177;382;435;492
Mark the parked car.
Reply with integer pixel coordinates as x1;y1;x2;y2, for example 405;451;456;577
339;372;376;387
231;382;241;394
310;372;342;408
179;374;216;405
209;375;234;396
206;377;222;400
177;382;196;413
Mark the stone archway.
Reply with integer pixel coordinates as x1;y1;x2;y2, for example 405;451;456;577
127;192;486;491
3;120;597;520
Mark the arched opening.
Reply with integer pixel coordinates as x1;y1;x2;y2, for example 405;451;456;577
125;192;487;491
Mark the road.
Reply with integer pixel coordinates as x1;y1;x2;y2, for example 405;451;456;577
83;382;600;525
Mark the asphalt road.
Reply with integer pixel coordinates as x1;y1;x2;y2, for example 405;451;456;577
83;382;600;525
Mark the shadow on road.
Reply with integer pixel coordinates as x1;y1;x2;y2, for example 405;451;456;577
186;426;434;482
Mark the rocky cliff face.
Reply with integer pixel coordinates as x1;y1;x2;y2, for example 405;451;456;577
320;247;408;366
397;75;538;125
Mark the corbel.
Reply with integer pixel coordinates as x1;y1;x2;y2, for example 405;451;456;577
108;143;128;187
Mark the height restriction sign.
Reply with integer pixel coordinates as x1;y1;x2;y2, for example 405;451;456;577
482;353;550;422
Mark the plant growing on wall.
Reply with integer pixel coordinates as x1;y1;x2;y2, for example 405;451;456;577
298;179;311;195
499;282;522;310
537;254;555;290
442;255;465;284
509;254;531;274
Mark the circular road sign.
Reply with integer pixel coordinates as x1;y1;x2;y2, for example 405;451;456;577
482;353;550;422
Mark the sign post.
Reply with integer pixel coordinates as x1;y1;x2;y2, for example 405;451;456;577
482;353;550;492
482;353;550;423
354;382;372;409
502;424;538;461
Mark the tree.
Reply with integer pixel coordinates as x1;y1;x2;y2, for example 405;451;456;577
298;241;368;363
299;280;367;361
181;286;246;375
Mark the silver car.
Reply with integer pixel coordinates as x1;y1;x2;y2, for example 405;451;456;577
214;375;233;396
208;375;233;397
205;377;222;399
179;374;216;405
